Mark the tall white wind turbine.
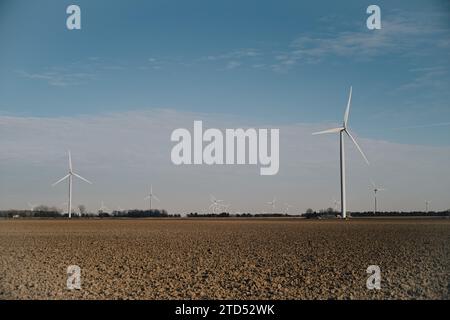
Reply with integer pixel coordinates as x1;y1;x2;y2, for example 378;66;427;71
370;180;386;215
313;87;369;219
145;185;160;210
52;151;92;219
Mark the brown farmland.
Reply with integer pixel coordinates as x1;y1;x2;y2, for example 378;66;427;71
0;219;448;300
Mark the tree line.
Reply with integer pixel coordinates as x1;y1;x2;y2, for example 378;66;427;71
1;206;449;219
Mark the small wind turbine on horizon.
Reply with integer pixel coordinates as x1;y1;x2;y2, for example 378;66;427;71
52;151;92;219
313;87;370;219
221;203;231;213
209;195;223;214
370;180;386;215
99;201;109;213
266;197;276;213
145;185;159;210
425;200;430;213
27;203;36;211
284;203;292;214
332;197;341;212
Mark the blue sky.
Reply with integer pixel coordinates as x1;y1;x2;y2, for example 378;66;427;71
0;1;449;212
1;0;449;144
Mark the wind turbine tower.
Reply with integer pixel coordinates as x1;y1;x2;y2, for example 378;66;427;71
145;185;160;210
209;195;223;214
52;151;92;219
313;87;370;219
371;180;386;215
266;197;276;213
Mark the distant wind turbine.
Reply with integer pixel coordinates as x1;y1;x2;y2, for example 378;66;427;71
284;203;292;214
266;197;276;213
313;87;369;219
222;203;230;212
145;185;159;210
370;180;386;215
209;195;223;214
332;197;340;212
52;151;92;219
99;201;109;213
425;200;430;213
28;203;36;211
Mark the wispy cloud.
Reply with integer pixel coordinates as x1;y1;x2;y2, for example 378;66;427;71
225;61;242;70
390;122;450;130
17;69;95;87
270;12;449;71
202;48;262;70
204;49;261;61
398;66;449;91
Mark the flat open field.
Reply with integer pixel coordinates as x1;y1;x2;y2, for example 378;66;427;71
0;219;448;300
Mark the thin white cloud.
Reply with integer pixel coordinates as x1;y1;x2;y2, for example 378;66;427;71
398;66;449;91
204;49;261;61
270;12;449;71
16;70;95;87
225;61;241;70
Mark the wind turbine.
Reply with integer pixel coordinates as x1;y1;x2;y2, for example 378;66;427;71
28;203;36;211
425;200;430;213
209;195;223;214
313;87;369;219
266;197;276;213
99;201;109;214
52;151;92;219
145;185;159;210
221;203;230;213
284;203;292;214
370;180;386;215
332;197;340;212
60;202;68;212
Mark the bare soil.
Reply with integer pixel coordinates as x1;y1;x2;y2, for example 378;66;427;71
0;219;448;300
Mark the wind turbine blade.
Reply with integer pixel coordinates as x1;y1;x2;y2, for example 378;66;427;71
144;196;150;200
153;195;160;202
370;179;376;188
312;127;344;135
210;194;216;202
344;86;352;127
68;150;72;172
73;172;92;184
52;174;70;186
345;130;369;165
